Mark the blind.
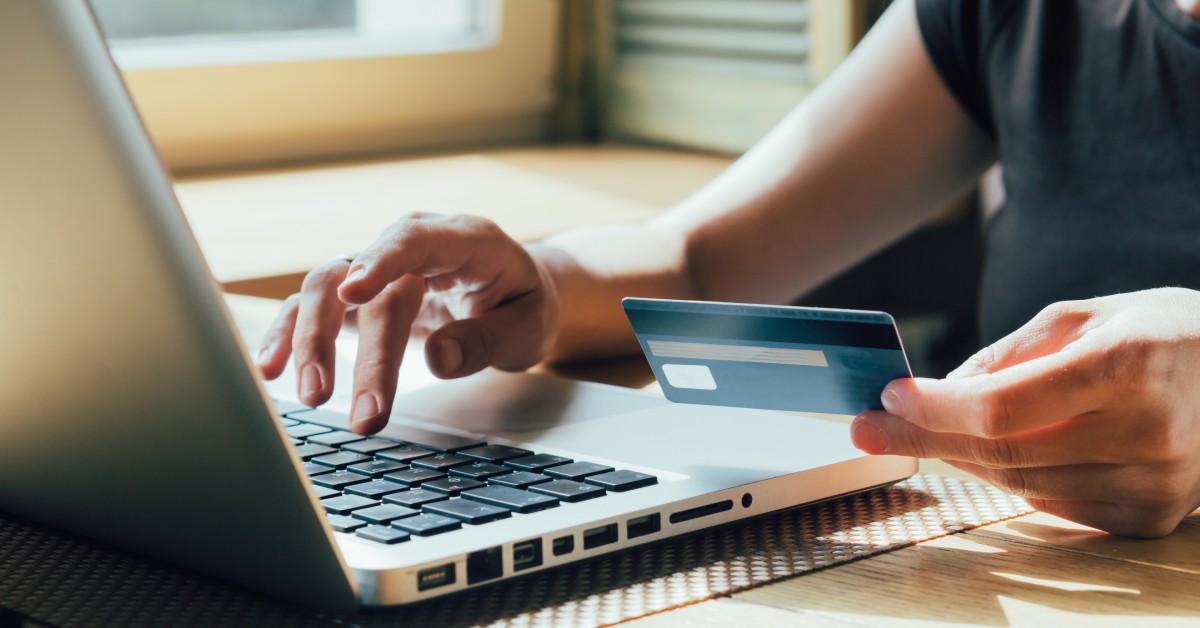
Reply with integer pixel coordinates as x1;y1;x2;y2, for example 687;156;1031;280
608;0;864;153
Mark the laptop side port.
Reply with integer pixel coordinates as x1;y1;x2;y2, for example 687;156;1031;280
583;523;618;550
417;563;456;591
552;535;574;556
669;499;733;524
626;513;661;539
466;547;503;584
513;539;543;572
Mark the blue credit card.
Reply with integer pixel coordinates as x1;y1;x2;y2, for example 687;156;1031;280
623;298;912;416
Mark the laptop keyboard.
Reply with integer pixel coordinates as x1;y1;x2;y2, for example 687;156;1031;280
274;402;658;546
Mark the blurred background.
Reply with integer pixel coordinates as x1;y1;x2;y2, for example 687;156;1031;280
87;0;983;377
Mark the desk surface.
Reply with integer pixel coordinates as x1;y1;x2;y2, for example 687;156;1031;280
225;295;1200;627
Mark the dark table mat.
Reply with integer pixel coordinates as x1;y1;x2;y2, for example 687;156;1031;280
0;474;1030;627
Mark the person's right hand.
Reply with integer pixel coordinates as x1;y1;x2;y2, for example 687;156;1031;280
255;212;560;435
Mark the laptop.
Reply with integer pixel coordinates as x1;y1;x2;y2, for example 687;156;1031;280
0;0;916;613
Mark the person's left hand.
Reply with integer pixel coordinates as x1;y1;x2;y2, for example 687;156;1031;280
851;287;1200;538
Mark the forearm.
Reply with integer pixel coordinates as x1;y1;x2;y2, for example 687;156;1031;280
534;0;995;363
661;0;994;304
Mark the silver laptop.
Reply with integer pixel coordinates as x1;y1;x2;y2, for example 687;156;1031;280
0;0;915;613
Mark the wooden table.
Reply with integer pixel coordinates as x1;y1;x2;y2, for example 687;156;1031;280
225;294;1200;627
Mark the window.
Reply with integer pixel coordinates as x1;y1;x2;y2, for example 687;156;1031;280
89;1;560;174
90;0;491;69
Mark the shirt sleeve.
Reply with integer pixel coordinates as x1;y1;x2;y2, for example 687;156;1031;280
914;0;998;136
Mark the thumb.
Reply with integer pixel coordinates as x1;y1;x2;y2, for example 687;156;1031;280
424;294;553;378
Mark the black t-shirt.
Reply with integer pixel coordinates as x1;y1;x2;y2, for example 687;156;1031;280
916;0;1200;343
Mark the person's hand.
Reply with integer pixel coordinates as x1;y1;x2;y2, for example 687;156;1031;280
255;213;559;435
851;287;1200;538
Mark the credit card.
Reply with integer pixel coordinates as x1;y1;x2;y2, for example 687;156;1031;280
622;297;912;415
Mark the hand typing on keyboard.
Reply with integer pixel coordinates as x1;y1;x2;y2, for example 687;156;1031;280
255;212;559;435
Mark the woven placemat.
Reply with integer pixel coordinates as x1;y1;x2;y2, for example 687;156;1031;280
0;474;1030;627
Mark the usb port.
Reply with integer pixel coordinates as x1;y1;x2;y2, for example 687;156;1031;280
417;564;456;591
626;513;661;539
513;539;543;572
552;535;574;556
583;523;618;550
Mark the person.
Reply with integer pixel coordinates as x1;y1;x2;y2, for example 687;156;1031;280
256;0;1200;539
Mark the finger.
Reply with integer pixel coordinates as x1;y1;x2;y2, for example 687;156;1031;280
882;334;1113;437
1023;497;1179;539
947;301;1094;378
851;411;1091;468
347;275;425;435
942;460;1123;503
424;291;549;378
337;214;517;307
292;260;351;407
854;407;1177;470
257;293;300;380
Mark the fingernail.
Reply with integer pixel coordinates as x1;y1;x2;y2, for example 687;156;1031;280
300;364;322;400
439;338;462;374
345;266;367;283
881;387;907;418
351;392;379;424
851;418;889;454
256;347;271;365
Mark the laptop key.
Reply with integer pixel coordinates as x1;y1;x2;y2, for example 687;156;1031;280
383;488;448;509
392;513;462;536
320;494;378;515
307;431;366;447
342;438;406;454
584;470;658;492
347;459;408;478
505;453;572;472
286;424;334;439
459;445;531;462
273;400;311;415
449;462;512;481
462;485;559;514
383;467;447;487
376;445;436;464
280;418;300;428
352;503;419;525
312;451;372;470
302;461;334;477
544;462;614;481
422;477;485;496
488;471;552;490
410;453;473;472
387;425;485;453
293;444;337;461
423;498;512;524
312;470;371;490
344;479;409;499
357;525;411;545
327;514;367;533
529;480;606;503
311;485;339;500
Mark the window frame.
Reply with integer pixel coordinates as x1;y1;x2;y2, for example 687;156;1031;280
116;0;560;174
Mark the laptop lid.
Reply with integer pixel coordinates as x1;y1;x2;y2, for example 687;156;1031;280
0;0;357;613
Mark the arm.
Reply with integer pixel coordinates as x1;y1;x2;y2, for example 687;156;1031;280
538;0;995;361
